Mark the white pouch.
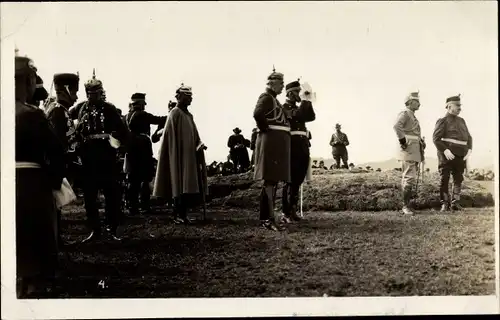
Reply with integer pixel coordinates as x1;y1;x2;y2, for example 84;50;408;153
109;135;121;149
53;178;77;209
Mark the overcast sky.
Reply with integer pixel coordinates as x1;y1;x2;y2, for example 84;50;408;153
1;1;497;168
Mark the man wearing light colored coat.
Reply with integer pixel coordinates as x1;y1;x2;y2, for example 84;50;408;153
393;91;426;215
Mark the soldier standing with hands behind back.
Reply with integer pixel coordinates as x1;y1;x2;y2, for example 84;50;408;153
432;94;472;211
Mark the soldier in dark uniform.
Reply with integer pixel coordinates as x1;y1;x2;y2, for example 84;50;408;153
27;74;49;107
432;94;473;211
250;128;258;167
74;72;130;242
253;68;290;231
227;127;251;173
44;73;80;244
15;55;66;297
281;80;316;223
124;93;167;215
330;123;350;169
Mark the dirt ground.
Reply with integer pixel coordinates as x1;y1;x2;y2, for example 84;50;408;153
51;204;496;298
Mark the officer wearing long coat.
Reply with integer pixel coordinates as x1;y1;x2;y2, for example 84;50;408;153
15;55;66;297
393;91;426;215
153;85;208;224
124;92;166;215
45;73;80;243
253;68;291;231
281;80;315;222
74;72;130;242
432;94;473;211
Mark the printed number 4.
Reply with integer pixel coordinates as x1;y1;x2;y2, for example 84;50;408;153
98;280;106;289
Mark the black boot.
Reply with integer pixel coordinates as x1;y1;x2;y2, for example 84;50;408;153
401;187;414;215
440;193;450;212
451;185;462;211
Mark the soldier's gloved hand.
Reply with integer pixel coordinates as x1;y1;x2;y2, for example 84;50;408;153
399;138;407;150
444;149;455;160
463;149;472;161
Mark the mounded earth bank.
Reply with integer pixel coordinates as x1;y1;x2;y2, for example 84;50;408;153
206;169;495;212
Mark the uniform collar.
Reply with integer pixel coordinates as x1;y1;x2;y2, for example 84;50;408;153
405;107;415;114
266;87;278;97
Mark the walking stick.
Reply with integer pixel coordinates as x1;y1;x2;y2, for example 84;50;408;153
199;162;207;221
300;183;304;218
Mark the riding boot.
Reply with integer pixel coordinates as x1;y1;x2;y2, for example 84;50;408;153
440;193;450;212
402;186;414;215
451;184;463;211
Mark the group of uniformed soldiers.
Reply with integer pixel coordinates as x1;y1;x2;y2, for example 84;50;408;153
393;91;473;215
253;70;316;231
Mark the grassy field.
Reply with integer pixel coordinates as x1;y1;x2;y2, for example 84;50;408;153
45;171;496;298
53;205;495;298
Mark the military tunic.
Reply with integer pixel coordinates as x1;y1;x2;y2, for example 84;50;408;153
281;100;315;216
75;100;129;234
253;88;291;183
125;109;166;213
393;107;425;205
432;113;473;202
16;102;66;284
330;131;350;168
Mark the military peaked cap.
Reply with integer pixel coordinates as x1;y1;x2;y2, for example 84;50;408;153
54;73;80;88
130;92;147;105
285;80;301;92
15;56;36;76
446;94;461;104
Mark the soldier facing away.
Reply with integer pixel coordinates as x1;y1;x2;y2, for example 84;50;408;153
281;79;316;223
432;94;473;211
124;92;167;216
393;91;426;215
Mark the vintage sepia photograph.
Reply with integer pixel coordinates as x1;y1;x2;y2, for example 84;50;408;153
1;1;498;318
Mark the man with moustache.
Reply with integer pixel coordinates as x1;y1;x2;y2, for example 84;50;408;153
153;85;208;224
124;92;167;216
280;79;316;223
74;71;130;242
393;91;426;216
15;54;66;297
45;73;80;243
432;94;473;211
253;68;291;231
27;73;49;108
